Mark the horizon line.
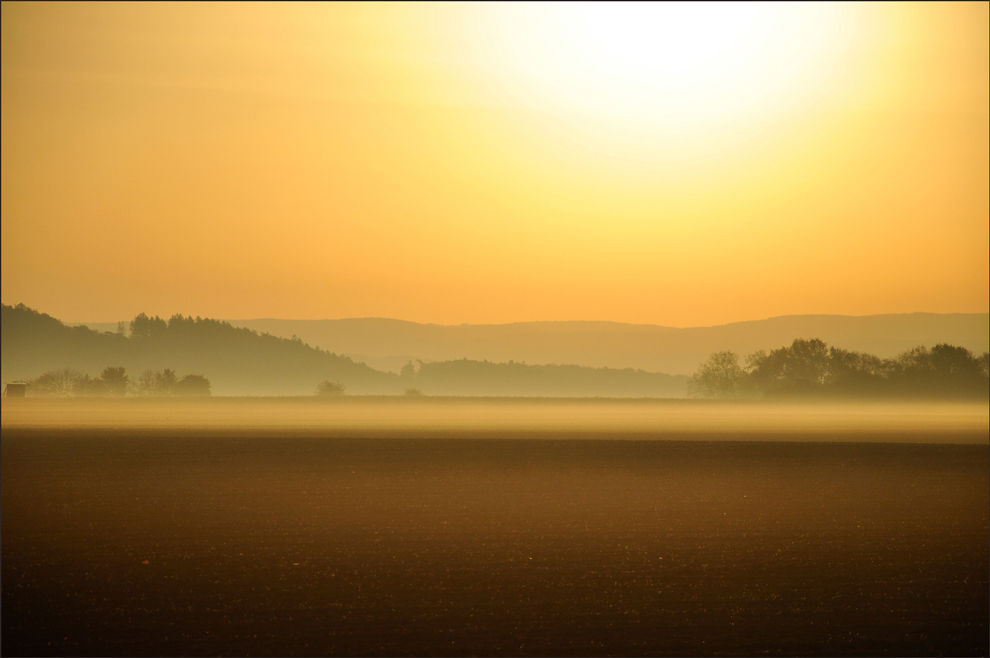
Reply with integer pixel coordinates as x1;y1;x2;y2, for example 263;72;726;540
49;309;990;332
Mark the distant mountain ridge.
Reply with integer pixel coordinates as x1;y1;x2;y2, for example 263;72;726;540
70;313;989;375
5;305;687;397
213;313;988;374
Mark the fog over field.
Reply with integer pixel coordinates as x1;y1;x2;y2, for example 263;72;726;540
3;3;987;656
3;398;987;441
3;400;988;656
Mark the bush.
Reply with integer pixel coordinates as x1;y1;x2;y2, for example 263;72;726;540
316;380;346;396
173;374;212;397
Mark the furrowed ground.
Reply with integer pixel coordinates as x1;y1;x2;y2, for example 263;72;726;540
2;400;987;656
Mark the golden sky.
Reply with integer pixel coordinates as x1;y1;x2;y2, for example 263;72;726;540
2;2;987;326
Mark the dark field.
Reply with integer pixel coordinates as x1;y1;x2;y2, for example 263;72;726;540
2;430;988;657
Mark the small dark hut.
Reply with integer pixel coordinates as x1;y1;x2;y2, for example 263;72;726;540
3;382;27;398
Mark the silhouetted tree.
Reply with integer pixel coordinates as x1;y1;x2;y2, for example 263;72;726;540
747;338;830;394
136;369;155;396
135;368;208;396
400;362;417;381
30;368;83;397
688;351;745;398
129;313;167;340
76;374;109;396
316;380;346;396
825;347;887;395
930;344;982;378
135;368;175;396
100;366;129;397
693;338;989;399
173;374;211;396
156;369;177;395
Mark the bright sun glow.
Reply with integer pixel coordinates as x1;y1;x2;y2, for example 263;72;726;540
471;3;858;135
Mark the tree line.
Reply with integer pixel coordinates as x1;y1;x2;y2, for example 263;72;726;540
689;338;989;399
2;303;390;396
3;304;691;396
27;366;211;397
8;304;986;399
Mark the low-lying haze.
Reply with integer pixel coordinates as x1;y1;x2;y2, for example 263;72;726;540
3;398;987;443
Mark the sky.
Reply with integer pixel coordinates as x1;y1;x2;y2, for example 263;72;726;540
2;2;987;327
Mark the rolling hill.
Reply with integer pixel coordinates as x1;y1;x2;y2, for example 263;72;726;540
4;305;688;397
220;313;990;374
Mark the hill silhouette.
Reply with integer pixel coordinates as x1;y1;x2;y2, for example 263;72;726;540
214;314;988;374
2;305;397;396
10;305;985;398
2;305;687;397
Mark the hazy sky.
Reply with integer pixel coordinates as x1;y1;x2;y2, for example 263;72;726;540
2;2;987;326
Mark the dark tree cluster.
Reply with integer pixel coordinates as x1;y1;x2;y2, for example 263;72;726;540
27;366;210;397
316;380;346;396
135;369;212;397
29;366;129;397
690;338;990;399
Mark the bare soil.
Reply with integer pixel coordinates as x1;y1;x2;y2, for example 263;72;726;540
2;429;987;656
